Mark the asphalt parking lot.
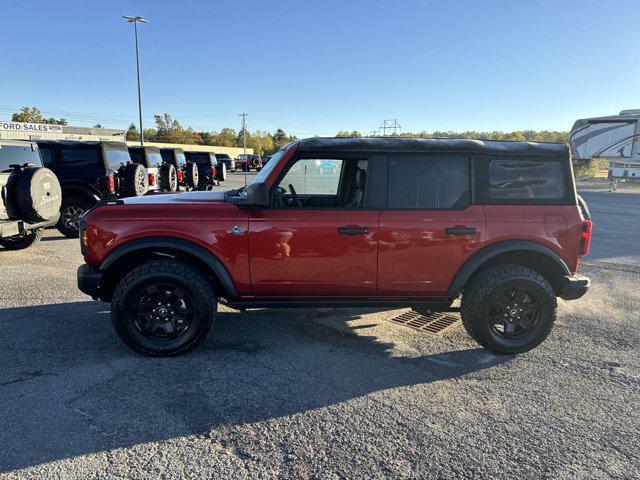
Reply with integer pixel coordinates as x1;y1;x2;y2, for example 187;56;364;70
0;174;638;478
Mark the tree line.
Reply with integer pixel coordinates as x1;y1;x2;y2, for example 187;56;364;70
126;114;299;155
11;107;570;155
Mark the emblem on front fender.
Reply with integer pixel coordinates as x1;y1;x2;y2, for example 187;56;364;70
231;225;244;235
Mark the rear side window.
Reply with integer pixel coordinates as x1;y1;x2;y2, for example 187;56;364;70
488;158;566;200
59;148;99;167
0;145;42;172
387;155;470;209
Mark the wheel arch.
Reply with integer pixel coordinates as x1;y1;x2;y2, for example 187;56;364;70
448;240;570;298
61;182;101;204
98;236;238;301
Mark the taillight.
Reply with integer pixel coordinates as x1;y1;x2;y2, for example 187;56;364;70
579;220;592;257
148;173;156;186
211;167;217;176
177;169;183;182
107;175;115;194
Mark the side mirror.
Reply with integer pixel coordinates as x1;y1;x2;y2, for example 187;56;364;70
245;182;270;207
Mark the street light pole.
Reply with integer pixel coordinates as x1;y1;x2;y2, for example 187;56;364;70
123;15;148;147
239;113;248;186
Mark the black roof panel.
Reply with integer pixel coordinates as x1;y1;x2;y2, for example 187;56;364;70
296;137;568;157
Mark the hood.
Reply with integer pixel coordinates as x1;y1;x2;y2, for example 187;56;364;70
122;190;227;205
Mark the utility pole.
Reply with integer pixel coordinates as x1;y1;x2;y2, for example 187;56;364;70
239;113;248;186
123;15;148;146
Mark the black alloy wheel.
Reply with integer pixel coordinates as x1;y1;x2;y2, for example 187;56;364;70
132;283;194;340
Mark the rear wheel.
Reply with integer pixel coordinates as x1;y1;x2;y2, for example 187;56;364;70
57;195;94;238
461;264;557;354
111;260;217;356
0;229;43;250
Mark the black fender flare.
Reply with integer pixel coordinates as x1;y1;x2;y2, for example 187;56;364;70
61;181;101;203
447;240;570;297
99;236;238;297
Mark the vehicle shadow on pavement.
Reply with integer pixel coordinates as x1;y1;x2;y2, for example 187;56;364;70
0;301;510;472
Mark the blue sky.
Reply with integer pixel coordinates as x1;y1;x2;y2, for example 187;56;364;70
1;0;638;137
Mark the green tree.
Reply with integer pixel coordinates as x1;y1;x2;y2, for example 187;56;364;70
12;106;67;125
126;123;140;141
153;113;197;144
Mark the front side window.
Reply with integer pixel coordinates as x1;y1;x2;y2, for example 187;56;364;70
488;158;565;200
274;157;368;208
388;155;470;209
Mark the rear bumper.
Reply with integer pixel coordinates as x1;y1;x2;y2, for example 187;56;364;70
559;274;590;300
0;215;60;239
77;264;103;299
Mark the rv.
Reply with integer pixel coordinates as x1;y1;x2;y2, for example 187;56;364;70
569;110;640;179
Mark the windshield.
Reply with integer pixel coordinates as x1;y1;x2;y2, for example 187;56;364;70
106;149;131;171
251;148;286;184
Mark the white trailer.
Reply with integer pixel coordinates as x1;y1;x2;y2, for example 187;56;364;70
569;110;640;179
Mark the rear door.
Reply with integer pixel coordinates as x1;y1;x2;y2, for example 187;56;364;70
378;154;485;297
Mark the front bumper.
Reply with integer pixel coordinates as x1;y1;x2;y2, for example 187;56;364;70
559;274;590;300
77;264;103;299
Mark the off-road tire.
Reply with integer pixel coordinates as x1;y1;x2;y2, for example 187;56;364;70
185;162;199;189
215;162;227;182
0;229;43;250
57;195;94;238
120;163;148;197
460;264;557;355
160;164;178;192
111;259;217;356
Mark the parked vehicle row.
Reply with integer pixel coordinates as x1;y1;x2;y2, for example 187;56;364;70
36;140;229;238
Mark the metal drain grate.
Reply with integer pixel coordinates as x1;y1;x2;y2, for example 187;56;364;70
388;310;461;335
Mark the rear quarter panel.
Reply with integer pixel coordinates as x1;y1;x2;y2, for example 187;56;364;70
484;205;583;273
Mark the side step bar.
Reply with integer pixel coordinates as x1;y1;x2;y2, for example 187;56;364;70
224;299;455;311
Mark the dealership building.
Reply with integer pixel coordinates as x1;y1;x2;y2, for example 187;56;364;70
0;120;251;156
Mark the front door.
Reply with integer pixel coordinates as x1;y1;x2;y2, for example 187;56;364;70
249;156;379;296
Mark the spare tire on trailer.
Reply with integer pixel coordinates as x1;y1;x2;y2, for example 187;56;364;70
4;166;62;223
160;164;178;192
185;162;199;189
120;163;148;197
215;162;227;182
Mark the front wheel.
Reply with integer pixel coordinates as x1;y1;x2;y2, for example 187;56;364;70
0;229;43;250
461;264;557;355
111;260;217;356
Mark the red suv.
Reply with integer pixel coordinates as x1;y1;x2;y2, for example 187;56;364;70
77;138;591;356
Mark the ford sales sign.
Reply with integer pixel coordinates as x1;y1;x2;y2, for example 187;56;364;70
0;121;64;133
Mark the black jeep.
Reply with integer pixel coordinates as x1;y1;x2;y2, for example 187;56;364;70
159;147;199;191
37;140;148;237
213;153;233;172
184;151;226;189
0;140;62;250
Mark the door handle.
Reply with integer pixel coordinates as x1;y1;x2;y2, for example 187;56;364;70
445;227;477;235
338;227;370;235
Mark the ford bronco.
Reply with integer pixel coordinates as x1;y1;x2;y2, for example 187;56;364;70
77;138;591;356
1;140;62;249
